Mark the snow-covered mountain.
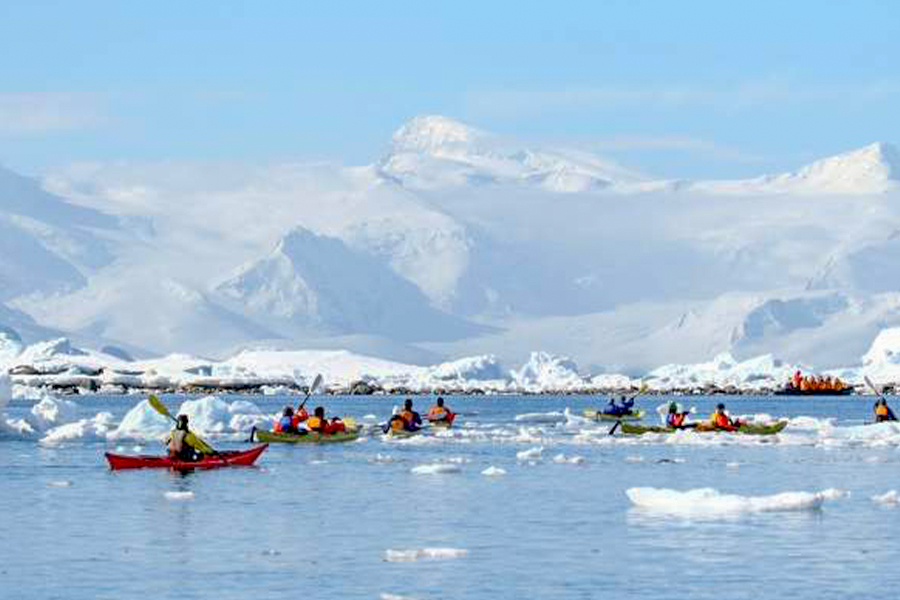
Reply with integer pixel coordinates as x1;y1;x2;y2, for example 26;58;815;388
216;227;484;342
2;116;900;372
378;115;646;192
0;165;116;300
692;142;900;195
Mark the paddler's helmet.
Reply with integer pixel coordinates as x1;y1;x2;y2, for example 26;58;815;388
314;406;325;418
404;399;413;410
716;403;725;411
668;402;678;413
177;414;189;430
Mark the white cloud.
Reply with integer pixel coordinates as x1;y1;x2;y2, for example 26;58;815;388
464;79;900;117
0;93;105;135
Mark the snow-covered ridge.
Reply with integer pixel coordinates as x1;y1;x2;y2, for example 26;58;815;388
4;327;900;397
692;142;900;195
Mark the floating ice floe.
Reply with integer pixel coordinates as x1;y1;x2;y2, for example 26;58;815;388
384;548;468;562
481;466;507;476
516;446;543;461
626;487;847;517
164;491;195;501
553;453;585;464
514;411;566;424
872;490;900;505
410;463;461;475
46;480;72;487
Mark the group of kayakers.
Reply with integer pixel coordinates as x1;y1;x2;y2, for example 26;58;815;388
165;397;455;461
663;402;741;431
385;397;454;433
603;396;636;416
272;405;347;435
786;370;847;392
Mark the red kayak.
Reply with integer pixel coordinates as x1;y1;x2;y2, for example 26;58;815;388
105;444;268;471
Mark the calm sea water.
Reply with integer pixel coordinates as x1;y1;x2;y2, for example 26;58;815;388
2;394;899;600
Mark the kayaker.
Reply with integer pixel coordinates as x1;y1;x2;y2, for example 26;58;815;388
273;407;298;434
399;399;422;431
305;407;346;435
710;403;739;432
665;402;690;429
292;406;309;428
166;414;201;461
874;399;898;422
427;397;453;423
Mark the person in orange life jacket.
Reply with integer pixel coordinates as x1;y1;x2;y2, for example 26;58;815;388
710;403;739;431
304;407;346;435
665;402;692;429
427;397;453;423
874;399;898;422
166;414;200;461
399;399;422;431
273;407;298;434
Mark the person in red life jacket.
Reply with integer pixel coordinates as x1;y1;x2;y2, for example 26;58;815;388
709;403;740;431
791;370;802;390
399;398;422;431
427;397;454;424
665;402;691;429
292;406;309;430
325;417;346;434
273;407;298;434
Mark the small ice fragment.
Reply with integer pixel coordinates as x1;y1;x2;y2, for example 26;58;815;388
411;463;461;475
132;445;143;452
164;491;194;501
516;446;543;461
261;549;281;556
625;455;644;463
872;490;900;505
380;594;417;600
481;466;507;476
553;453;585;464
726;462;741;468
47;480;71;488
384;548;468;562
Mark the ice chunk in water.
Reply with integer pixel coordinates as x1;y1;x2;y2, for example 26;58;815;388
384;548;468;562
164;491;194;501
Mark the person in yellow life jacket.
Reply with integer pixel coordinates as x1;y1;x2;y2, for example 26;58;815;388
306;406;327;433
166;414;201;461
710;403;739;432
427;397;454;424
874;399;898;423
399;399;422;431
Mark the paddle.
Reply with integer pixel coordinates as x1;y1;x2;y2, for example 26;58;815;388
608;382;649;435
297;373;323;412
148;394;217;456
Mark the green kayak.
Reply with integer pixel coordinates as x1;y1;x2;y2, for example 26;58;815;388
252;428;361;444
620;421;788;436
583;409;645;422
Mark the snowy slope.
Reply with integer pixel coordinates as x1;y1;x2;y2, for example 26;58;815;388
0;165;116;300
692;142;900;195
216;227;485;342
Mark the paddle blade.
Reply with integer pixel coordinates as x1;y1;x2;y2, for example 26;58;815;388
186;432;215;455
148;395;175;421
310;373;323;395
865;375;880;396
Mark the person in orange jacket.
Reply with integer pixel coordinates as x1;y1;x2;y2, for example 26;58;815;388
709;403;740;432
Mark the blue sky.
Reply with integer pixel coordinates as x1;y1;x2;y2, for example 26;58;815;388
1;0;898;178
